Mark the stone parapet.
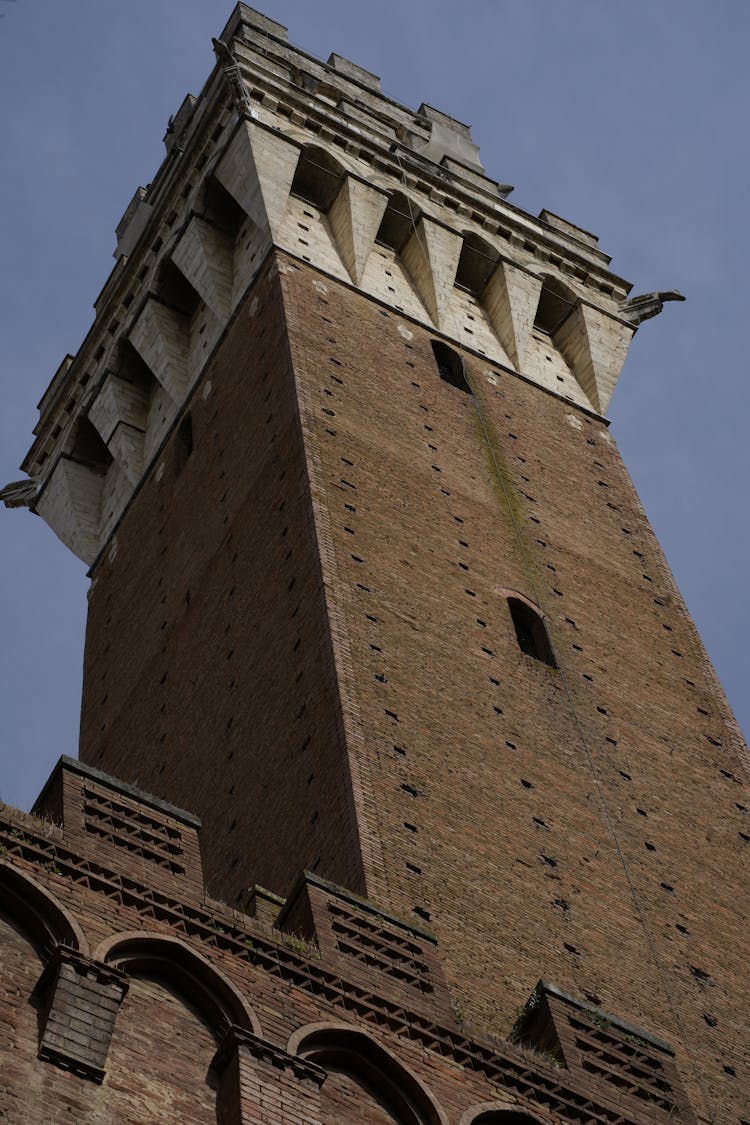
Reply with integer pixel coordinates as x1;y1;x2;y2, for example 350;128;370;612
3;4;678;566
0;757;697;1123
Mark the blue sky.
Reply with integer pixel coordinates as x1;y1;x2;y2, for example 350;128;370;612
1;1;748;811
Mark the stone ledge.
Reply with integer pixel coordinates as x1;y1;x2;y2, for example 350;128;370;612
34;755;202;831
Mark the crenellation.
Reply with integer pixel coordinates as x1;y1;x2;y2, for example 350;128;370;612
16;110;646;559
222;3;290;46
225;25;620;276
539;208;601;250
412;102;486;175
114;185;154;261
163;93;199;155
327;52;381;94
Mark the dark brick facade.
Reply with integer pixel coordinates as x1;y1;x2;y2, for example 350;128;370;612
69;251;747;1119
0;758;700;1122
2;6;747;1122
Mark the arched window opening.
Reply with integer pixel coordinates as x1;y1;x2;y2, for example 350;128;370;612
533;275;577;336
431;341;472;395
107;974;218;1124
455;232;498;296
290;145;346;212
0;865;86;958
0;912;48;1121
508;598;556;667
375;191;421;253
98;934;259;1036
175;413;193;472
293;1026;444;1125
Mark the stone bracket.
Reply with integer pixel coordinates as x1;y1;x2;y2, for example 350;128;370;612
328;175;388;286
554;302;634;414
482;259;543;373
33;453;106;565
214;119;301;244
129;296;190;404
171;214;236;321
87;371;149;485
213;1025;325;1125
401;215;462;330
35;945;129;1084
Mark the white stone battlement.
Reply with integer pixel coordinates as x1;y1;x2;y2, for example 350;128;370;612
6;4;679;569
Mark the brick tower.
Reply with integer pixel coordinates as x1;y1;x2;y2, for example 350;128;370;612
1;6;747;1123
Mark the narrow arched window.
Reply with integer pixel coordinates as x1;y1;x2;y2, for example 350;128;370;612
431;341;472;394
293;1026;442;1125
175;413;193;473
508;597;556;667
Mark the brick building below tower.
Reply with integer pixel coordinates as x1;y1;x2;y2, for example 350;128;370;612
1;5;747;1122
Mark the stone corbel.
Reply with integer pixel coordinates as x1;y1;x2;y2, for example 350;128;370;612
33;453;106;565
553;302;634;414
327;175;388;286
482;259;543;372
87;372;149;486
171;214;236;322
214;120;301;246
35;946;129;1083
129;297;190;405
400;215;462;330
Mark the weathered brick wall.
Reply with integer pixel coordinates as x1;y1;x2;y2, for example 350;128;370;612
319;1071;399;1123
105;975;218;1122
2;770;689;1125
0;915;215;1124
0;913;47;1121
75;251;748;1120
278;258;748;1119
79;256;365;905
